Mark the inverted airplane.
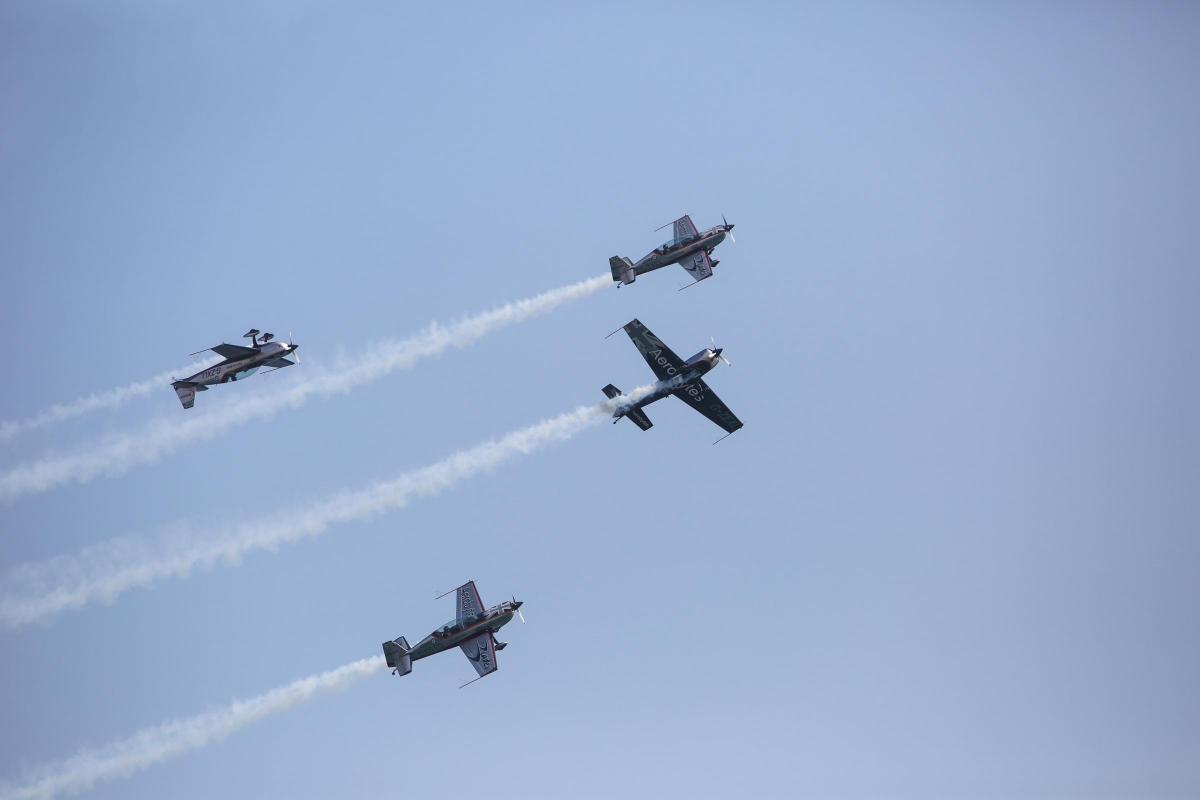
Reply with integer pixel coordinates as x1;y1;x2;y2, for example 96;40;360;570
603;319;744;443
382;581;524;687
609;213;735;288
171;328;299;409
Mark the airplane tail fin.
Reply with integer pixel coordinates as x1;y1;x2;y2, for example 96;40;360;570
609;256;636;285
382;636;412;676
172;381;198;410
601;384;653;431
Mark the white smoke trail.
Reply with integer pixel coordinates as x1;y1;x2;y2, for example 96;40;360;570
0;400;631;629
0;655;383;800
0;359;220;444
0;274;611;502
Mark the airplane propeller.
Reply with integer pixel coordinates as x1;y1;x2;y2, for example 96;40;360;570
723;215;735;243
289;331;300;365
711;337;733;367
512;595;525;623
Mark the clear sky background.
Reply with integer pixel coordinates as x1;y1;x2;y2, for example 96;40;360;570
2;2;1198;798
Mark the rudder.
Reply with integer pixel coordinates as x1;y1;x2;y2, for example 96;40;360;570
382;636;412;676
609;256;636;285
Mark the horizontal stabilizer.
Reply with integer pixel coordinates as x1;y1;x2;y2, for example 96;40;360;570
383;636;412;676
625;408;653;431
172;381;197;410
603;384;652;430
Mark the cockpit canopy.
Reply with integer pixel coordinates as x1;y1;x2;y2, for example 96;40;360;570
661;233;698;251
433;611;486;638
231;366;260;381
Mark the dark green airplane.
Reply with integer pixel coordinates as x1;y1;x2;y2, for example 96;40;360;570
603;319;744;443
609;214;735;288
382;581;524;687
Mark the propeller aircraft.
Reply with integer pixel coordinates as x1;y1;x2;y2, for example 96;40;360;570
609;213;735;289
603;319;743;443
171;328;299;409
382;581;525;688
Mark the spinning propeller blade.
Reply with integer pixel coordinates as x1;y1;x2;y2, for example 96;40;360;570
711;337;732;366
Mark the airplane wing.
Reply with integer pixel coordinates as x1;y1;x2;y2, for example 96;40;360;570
623;319;685;381
460;631;498;679
456;581;485;621
677;249;714;282
673;215;699;241
674;379;743;434
210;343;258;360
261;357;295;369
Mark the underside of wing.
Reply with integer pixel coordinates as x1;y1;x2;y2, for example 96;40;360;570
456;581;484;621
460;632;498;678
673;215;699;242
261;357;295;369
623;319;686;381
678;249;714;282
210;343;258;360
674;379;743;434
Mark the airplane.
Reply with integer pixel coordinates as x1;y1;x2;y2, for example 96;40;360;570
171;329;299;409
603;319;744;443
609;213;735;288
382;581;525;688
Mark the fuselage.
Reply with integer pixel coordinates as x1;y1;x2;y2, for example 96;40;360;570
612;350;722;417
635;226;730;275
408;602;520;661
185;341;298;387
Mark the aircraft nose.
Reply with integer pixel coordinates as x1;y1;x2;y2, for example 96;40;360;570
511;600;523;610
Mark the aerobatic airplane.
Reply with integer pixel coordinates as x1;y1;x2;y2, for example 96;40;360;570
382;581;524;687
609;213;735;288
603;319;743;443
171;328;299;409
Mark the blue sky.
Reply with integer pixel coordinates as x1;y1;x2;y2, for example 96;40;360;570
2;2;1198;798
